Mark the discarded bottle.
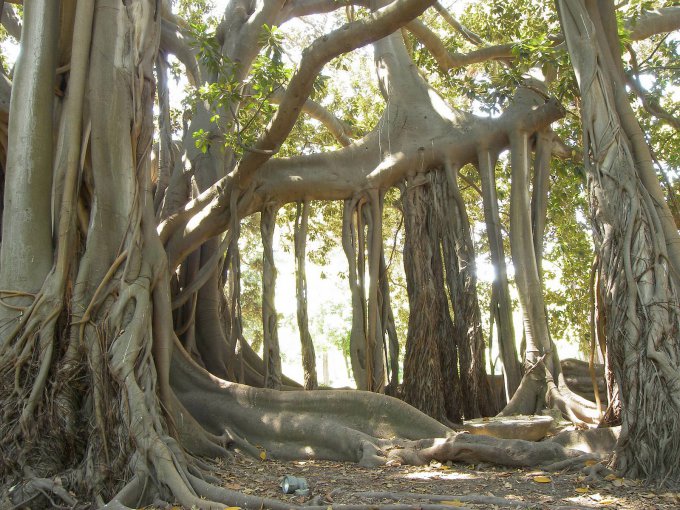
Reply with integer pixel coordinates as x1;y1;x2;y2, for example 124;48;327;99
280;475;309;496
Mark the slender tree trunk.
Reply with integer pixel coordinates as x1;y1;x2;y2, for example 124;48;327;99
530;129;553;274
342;197;372;390
477;150;523;400
509;129;553;374
294;201;318;389
365;190;387;391
261;205;282;389
380;246;401;392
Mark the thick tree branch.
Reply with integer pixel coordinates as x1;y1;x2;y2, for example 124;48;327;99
231;0;437;189
407;19;513;70
160;18;200;86
160;86;563;270
433;1;486;46
251;97;564;206
628;7;680;41
269;89;355;146
1;3;21;40
282;0;369;22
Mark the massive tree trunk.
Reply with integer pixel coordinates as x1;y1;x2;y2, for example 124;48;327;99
0;0;58;321
435;166;497;417
402;175;462;424
558;0;680;484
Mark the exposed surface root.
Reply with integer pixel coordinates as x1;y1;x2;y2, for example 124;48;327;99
549;427;620;455
7;476;78;509
385;434;591;468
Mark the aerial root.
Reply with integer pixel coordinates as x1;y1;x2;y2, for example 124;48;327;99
189;474;300;510
582;461;615;484
99;473;145;509
8;476;78;509
539;453;603;472
383;433;590;468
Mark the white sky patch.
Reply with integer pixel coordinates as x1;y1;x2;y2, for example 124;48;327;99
637;73;655;91
475;254;496;282
574;208;589;227
1;37;19;64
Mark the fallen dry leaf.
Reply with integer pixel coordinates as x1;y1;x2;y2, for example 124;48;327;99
533;475;552;483
440;500;465;507
598;498;616;506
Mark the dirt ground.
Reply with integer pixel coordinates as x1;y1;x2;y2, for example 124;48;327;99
168;450;680;510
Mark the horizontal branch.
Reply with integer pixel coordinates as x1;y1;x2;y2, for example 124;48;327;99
628;7;680;41
407;19;513;70
160;86;564;270
250;96;564;207
282;0;369;22
269;89;355;146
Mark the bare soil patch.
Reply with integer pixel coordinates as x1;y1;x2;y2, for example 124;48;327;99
158;451;680;510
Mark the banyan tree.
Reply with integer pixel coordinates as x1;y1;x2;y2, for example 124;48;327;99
1;0;679;508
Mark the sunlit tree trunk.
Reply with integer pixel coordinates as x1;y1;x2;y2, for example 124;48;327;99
402;175;462;424
294;200;318;389
558;0;680;483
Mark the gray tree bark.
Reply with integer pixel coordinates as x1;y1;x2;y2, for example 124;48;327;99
558;0;680;484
